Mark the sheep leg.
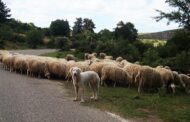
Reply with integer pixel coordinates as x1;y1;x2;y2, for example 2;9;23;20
138;80;142;93
100;76;105;86
170;83;176;94
113;81;116;88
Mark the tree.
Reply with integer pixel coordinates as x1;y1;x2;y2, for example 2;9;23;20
155;0;190;30
167;30;190;52
26;29;43;49
98;29;113;41
114;21;138;41
72;17;83;35
50;19;70;37
83;18;96;32
0;0;11;23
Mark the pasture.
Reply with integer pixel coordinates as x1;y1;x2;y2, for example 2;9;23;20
140;39;167;47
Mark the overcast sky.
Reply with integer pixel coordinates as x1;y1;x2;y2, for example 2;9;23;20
4;0;179;33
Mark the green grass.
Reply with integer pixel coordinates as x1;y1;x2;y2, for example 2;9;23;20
41;50;84;60
140;39;167;47
81;86;190;122
4;41;29;50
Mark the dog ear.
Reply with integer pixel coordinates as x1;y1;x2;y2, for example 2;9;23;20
77;68;82;73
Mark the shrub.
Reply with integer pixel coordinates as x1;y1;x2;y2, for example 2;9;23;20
26;29;43;49
142;48;161;67
175;51;190;69
54;37;71;50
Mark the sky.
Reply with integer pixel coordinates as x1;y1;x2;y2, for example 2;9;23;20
4;0;179;33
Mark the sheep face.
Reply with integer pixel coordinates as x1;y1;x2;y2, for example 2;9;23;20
45;71;51;79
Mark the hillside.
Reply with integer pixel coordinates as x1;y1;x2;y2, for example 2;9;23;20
139;29;180;40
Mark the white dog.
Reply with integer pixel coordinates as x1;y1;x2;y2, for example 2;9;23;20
70;67;100;102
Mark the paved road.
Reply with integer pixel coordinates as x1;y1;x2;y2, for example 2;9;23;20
10;49;57;55
0;50;120;122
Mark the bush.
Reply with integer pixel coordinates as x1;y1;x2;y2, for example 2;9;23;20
167;30;190;52
54;37;71;50
175;51;190;69
142;48;161;67
26;29;43;49
0;24;14;41
45;37;55;48
0;40;5;49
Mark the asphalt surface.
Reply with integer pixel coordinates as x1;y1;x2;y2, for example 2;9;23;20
10;49;57;55
0;49;120;122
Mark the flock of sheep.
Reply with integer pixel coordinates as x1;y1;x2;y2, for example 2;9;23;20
0;50;190;94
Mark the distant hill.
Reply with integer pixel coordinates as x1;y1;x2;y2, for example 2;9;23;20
139;29;180;40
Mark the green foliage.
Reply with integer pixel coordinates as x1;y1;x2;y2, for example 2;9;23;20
115;21;138;41
140;39;166;47
45;37;55;48
0;39;5;48
98;29;114;41
26;29;43;49
155;0;190;30
83;18;96;32
6;19;36;33
72;17;96;36
71;30;97;52
175;51;190;69
0;24;13;41
167;30;190;52
42;28;51;36
142;48;161;67
54;37;71;51
72;17;83;35
0;0;11;23
50;19;70;37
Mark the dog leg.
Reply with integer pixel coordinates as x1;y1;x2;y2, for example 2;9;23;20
80;87;85;103
90;82;95;100
73;85;79;101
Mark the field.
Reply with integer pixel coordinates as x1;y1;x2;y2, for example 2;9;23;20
140;39;167;47
43;51;190;122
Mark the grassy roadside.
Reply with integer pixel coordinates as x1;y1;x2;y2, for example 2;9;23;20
42;51;190;122
83;87;190;122
62;80;190;122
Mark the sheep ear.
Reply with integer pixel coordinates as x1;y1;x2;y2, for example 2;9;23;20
69;67;74;73
88;60;93;65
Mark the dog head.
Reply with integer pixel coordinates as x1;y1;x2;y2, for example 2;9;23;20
71;67;82;75
70;67;82;82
